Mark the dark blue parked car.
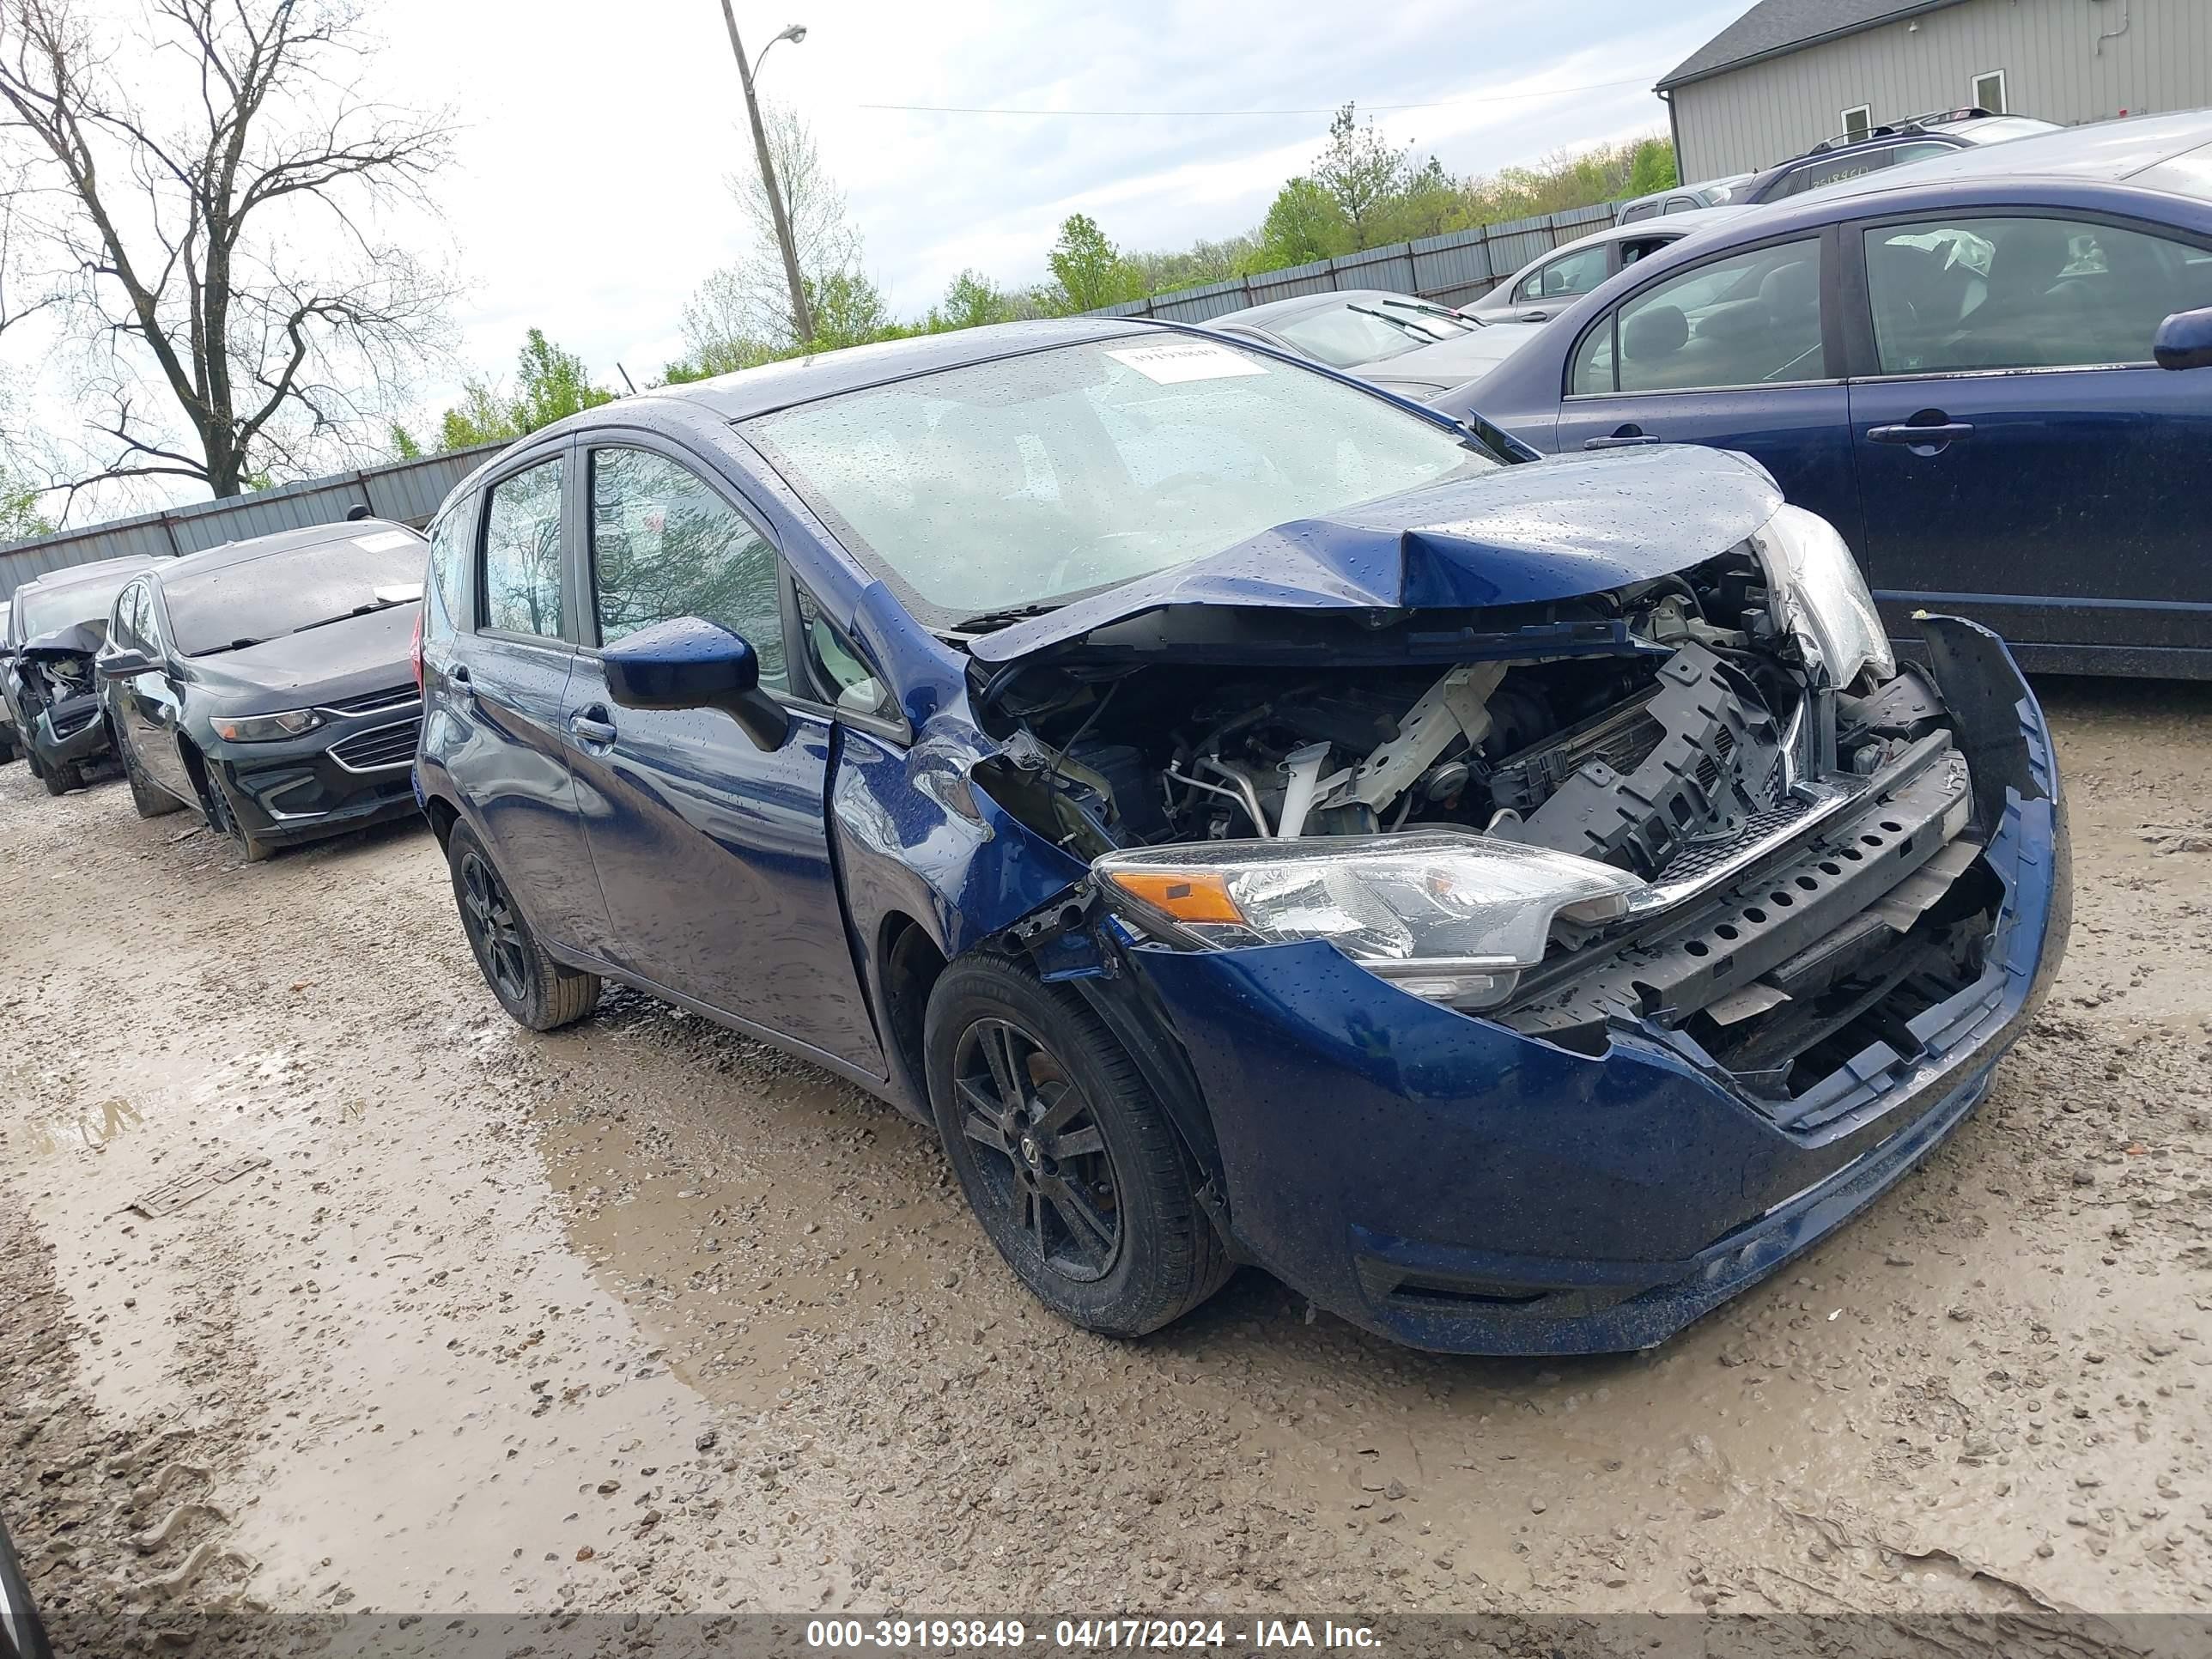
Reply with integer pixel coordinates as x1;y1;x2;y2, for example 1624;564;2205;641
416;320;2068;1355
1433;110;2212;679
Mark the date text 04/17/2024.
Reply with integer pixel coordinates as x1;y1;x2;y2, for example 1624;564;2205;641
802;1620;1382;1650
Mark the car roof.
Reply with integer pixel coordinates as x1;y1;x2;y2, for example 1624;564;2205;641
14;552;167;597
1205;288;1462;331
1782;107;2212;209
151;516;422;582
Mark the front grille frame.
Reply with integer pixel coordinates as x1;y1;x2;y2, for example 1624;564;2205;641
329;716;422;774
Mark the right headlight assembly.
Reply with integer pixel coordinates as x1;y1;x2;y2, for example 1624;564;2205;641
1093;830;1644;1009
1751;503;1895;691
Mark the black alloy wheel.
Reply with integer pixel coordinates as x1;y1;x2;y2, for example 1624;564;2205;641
952;1018;1122;1282
442;820;599;1031
459;845;532;1003
924;954;1231;1338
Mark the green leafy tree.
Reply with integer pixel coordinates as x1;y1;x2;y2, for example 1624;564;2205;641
1254;176;1353;270
509;329;614;434
416;328;611;453
436;379;520;450
1625;137;1679;198
1047;213;1146;313
803;271;898;352
2;471;52;543
390;423;425;461
1313;102;1412;247
1370;155;1474;244
927;269;1016;332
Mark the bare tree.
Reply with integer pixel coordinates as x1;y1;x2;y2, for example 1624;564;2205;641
722;100;861;348
0;0;457;504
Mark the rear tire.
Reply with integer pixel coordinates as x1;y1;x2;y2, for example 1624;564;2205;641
446;819;599;1031
924;954;1231;1339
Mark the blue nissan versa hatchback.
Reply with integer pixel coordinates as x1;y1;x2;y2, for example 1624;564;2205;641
416;320;2069;1355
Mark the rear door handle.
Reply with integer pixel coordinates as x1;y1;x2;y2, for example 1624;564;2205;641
1584;428;1661;450
569;708;617;746
1868;421;1975;445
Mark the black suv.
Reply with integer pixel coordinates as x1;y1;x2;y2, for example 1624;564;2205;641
1738;107;2057;204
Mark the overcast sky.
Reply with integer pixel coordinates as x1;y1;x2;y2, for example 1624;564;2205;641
383;0;1742;406
4;0;1750;510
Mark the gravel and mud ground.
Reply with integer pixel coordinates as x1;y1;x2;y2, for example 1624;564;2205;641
3;676;2209;1652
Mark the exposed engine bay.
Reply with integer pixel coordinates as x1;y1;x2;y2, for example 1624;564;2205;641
979;551;1808;871
970;541;2010;1119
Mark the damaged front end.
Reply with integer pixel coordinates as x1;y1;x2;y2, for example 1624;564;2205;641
15;623;115;782
961;502;2068;1354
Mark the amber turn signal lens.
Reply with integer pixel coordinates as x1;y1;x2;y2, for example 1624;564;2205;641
1102;868;1244;925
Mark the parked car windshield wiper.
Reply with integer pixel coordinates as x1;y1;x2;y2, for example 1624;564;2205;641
951;602;1059;633
288;596;415;636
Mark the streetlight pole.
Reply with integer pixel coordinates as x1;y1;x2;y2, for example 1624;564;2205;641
716;5;814;345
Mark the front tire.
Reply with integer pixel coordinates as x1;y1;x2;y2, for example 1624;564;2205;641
38;754;82;796
446;820;599;1031
924;955;1230;1339
199;769;272;860
119;724;185;819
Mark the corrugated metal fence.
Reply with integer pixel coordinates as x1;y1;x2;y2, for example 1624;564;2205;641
0;441;506;596
1091;201;1620;324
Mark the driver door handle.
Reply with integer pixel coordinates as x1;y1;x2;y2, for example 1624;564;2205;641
569;707;617;746
1869;421;1975;445
1584;425;1661;450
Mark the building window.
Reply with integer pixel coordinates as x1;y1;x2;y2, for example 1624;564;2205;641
1841;104;1872;142
1972;70;2006;113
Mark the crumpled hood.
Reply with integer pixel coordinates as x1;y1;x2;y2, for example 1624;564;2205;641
970;445;1784;665
186;603;419;714
20;621;106;660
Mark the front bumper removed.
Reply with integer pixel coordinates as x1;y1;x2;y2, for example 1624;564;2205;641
1124;617;2069;1355
33;692;113;771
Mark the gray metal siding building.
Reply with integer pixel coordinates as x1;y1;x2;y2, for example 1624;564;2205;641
1661;0;2212;181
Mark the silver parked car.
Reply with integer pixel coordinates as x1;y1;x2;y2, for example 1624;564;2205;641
1462;206;1752;325
1201;289;1547;398
1615;173;1754;222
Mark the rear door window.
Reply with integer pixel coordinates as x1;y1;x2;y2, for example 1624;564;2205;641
1577;236;1826;393
588;446;787;690
1863;214;2212;373
481;458;566;639
1516;245;1610;303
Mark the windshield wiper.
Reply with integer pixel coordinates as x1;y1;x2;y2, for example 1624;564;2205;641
951;602;1059;634
288;597;413;636
201;638;264;653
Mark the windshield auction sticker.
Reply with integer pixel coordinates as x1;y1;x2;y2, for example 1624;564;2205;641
1105;340;1268;384
354;530;417;552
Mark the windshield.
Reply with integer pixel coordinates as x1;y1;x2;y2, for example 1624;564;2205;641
19;571;138;641
165;535;426;655
747;337;1495;620
1275;301;1474;367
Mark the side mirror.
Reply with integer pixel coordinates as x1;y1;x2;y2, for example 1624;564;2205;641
96;647;155;679
2154;306;2212;370
602;617;788;751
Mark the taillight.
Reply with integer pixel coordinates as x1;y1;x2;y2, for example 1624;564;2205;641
410;609;424;692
